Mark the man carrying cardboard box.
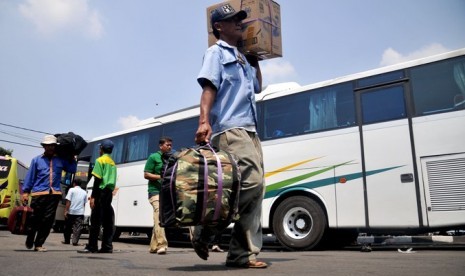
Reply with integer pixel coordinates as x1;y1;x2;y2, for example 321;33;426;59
207;0;282;59
192;3;267;269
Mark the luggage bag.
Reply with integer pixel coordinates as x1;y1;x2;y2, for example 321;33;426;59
160;144;241;228
54;132;88;159
8;205;33;235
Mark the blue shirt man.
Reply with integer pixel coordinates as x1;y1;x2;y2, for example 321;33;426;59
193;3;267;269
197;39;261;134
23;155;76;196
22;135;77;252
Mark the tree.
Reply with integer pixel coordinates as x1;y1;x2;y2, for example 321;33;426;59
0;146;13;156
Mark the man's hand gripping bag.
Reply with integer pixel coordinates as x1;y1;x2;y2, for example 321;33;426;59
8;205;33;235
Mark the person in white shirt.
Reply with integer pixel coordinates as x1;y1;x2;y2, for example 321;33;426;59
62;179;88;246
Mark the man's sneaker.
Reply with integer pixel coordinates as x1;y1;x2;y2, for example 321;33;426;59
212;245;224;252
157;247;167;255
34;247;47;252
97;249;113;253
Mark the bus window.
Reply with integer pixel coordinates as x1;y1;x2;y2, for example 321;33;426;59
356;70;404;88
410;56;465;115
263;92;306;138
111;136;125;164
162;117;198;149
361;85;406;124
126;131;150;162
262;82;355;139
90;136;125;164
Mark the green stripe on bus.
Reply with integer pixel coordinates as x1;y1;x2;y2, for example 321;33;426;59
264;166;403;199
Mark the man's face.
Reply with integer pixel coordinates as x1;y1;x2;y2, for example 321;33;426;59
160;141;172;154
216;16;243;40
43;144;56;156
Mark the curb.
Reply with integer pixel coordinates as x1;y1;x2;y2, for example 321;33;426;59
357;235;465;245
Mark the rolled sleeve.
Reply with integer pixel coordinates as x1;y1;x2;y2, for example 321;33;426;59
197;47;222;90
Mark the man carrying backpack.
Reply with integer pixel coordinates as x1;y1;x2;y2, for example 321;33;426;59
22;135;77;252
144;136;173;255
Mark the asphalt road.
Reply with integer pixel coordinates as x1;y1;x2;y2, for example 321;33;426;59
1;229;464;276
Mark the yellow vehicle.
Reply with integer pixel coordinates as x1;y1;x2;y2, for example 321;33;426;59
0;155;28;224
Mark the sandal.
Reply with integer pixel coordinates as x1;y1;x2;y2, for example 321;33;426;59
34;247;47;252
226;260;268;269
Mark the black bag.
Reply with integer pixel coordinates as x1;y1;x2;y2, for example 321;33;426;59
54;132;88;159
159;144;241;229
159;151;172;177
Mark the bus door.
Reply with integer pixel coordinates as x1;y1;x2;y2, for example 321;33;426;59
357;80;421;228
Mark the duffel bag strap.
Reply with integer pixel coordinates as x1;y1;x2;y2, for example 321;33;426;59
200;152;209;224
169;162;178;216
205;143;223;222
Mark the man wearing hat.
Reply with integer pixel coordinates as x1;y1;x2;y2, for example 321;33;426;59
79;139;117;253
193;4;266;269
22;135;77;252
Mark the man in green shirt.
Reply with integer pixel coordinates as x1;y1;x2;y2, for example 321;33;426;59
78;139;117;254
144;136;172;255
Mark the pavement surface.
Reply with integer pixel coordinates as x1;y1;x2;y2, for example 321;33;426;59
1;228;465;276
357;234;465;246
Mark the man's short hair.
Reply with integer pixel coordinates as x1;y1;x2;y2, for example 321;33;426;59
159;136;172;146
73;178;85;188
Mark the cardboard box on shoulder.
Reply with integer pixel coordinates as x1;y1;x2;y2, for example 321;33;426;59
207;0;282;60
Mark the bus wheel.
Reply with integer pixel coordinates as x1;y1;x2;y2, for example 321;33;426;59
272;196;326;251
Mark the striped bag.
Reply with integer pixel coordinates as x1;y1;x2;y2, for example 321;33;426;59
160;144;240;228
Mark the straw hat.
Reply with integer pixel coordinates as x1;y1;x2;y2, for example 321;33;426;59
41;135;58;146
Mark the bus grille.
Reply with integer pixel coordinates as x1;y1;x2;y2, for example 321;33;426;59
426;157;465;212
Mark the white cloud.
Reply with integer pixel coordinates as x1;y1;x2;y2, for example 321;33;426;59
380;43;450;66
18;0;103;38
118;115;141;130
261;58;298;85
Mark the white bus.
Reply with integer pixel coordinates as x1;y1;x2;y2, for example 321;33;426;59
80;48;465;250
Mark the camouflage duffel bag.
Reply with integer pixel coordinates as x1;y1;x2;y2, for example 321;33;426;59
160;144;241;228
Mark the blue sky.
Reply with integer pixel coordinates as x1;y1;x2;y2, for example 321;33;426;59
1;0;465;165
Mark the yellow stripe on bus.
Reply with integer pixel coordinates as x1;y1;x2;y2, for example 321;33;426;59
265;157;323;178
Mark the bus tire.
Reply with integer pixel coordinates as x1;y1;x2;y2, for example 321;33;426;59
272;196;326;251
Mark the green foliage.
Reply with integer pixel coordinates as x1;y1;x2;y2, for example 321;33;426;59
0;146;13;156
